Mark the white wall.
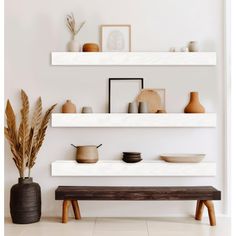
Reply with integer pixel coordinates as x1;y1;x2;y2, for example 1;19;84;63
5;0;225;217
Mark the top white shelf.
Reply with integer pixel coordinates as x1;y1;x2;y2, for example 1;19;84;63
51;113;216;128
51;52;216;66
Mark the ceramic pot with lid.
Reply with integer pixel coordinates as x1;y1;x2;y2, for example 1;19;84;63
71;144;102;163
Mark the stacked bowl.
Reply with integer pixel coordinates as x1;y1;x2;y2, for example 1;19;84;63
122;152;142;163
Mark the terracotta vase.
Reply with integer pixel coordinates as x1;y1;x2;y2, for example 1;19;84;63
184;92;205;113
62;100;76;113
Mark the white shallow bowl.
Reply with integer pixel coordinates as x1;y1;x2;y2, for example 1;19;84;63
160;154;205;163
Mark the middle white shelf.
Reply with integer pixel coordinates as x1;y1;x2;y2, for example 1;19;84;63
51;160;216;177
51;113;216;128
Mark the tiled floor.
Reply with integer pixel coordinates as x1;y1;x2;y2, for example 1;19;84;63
5;217;231;236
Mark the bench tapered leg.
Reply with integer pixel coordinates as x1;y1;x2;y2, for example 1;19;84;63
203;200;216;226
62;200;70;223
195;200;204;221
71;200;81;220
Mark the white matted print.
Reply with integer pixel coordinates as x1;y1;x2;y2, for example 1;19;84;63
101;25;131;52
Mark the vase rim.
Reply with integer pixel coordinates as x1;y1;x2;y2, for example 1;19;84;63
18;177;33;184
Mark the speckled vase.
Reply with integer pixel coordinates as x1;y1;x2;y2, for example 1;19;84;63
188;41;199;52
68;40;80;52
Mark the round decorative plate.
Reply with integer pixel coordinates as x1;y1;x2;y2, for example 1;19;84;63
136;89;161;113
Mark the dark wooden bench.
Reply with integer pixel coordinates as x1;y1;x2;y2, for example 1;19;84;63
55;186;221;226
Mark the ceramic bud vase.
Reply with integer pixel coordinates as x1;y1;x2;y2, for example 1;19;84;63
67;39;80;52
184;92;205;113
10;178;41;224
128;102;138;113
62;100;76;113
188;41;199;52
138;102;149;113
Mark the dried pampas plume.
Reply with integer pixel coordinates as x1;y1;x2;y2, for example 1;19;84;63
66;13;85;40
4;90;56;178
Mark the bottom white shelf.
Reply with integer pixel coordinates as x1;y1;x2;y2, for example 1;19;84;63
51;160;216;177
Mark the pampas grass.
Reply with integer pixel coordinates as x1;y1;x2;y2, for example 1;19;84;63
4;90;56;178
66;13;85;40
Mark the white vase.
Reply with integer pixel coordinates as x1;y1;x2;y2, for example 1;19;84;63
67;40;80;52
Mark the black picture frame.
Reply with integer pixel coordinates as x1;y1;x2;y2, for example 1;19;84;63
108;78;144;113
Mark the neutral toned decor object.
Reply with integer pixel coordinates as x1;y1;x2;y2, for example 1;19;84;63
128;102;138;113
188;41;199;52
66;13;85;52
10;178;41;224
81;106;93;113
184;92;205;113
138;101;149;113
160;154;205;163
122;152;142;163
4;90;56;224
101;25;131;52
62;100;76;113
82;43;99;52
181;46;189;52
136;89;165;113
71;144;102;163
108;78;144;113
55;186;220;226
156;109;167;113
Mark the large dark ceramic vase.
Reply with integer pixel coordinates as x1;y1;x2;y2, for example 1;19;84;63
10;178;41;224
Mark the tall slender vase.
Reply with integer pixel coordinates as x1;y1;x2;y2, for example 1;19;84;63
184;92;205;113
10;178;41;224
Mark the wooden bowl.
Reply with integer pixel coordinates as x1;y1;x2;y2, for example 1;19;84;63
83;43;100;52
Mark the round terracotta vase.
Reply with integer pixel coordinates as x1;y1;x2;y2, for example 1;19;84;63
184;92;205;113
10;178;41;224
61;100;76;113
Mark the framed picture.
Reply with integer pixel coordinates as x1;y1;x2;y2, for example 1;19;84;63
101;25;131;52
109;78;144;113
136;89;166;113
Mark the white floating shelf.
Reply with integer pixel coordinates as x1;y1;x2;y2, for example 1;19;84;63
51;160;216;177
51;52;216;66
51;113;216;128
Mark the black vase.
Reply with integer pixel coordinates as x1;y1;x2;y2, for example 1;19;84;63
10;177;41;224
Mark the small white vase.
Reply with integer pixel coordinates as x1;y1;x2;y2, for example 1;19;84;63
67;40;80;52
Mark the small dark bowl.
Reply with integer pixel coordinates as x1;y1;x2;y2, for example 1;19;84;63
123;157;142;161
123;152;141;155
122;157;142;163
123;154;141;158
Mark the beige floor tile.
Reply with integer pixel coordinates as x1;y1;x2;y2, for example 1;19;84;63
147;217;231;236
94;217;147;231
93;230;148;236
5;217;95;236
4;217;230;236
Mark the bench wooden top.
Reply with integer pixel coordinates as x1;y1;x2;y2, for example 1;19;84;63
55;186;221;201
